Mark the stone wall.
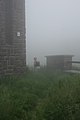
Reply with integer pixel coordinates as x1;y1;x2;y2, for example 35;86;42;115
0;0;26;75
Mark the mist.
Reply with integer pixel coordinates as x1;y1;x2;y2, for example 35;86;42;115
26;0;80;66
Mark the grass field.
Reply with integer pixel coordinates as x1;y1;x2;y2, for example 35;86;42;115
0;70;80;120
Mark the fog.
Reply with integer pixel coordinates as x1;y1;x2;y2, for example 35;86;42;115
26;0;80;66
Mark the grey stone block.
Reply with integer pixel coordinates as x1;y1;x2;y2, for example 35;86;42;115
0;0;26;75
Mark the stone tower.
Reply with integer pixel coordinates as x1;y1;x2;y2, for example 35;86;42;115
0;0;26;75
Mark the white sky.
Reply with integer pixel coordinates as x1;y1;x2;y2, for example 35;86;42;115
26;0;80;66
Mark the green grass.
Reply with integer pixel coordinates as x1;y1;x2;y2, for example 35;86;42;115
0;70;80;120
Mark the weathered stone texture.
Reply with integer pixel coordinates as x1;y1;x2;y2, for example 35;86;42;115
0;0;26;75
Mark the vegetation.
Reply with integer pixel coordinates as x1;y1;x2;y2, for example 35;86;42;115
0;70;80;120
